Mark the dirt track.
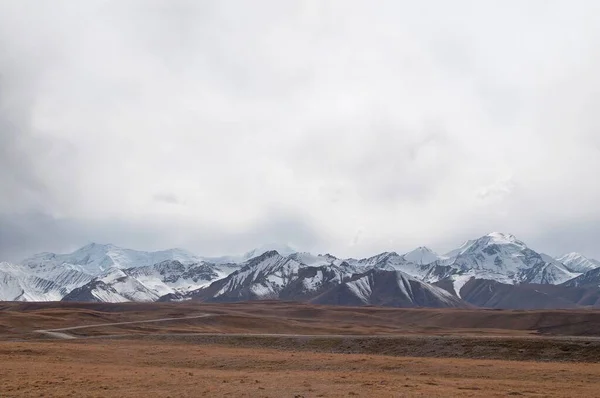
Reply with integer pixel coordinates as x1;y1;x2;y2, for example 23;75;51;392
3;301;600;396
3;301;600;363
5;301;600;339
2;339;600;397
34;314;214;339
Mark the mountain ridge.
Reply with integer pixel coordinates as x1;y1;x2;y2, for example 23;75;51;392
2;232;600;308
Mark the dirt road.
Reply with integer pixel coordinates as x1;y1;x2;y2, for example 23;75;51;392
34;314;214;339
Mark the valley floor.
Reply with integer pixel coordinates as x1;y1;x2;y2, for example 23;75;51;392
2;340;600;397
2;301;600;397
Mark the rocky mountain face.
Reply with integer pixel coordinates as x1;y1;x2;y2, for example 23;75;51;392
455;278;600;309
311;269;467;308
557;252;600;273
61;260;240;303
21;243;203;276
2;243;208;302
0;261;93;301
63;268;160;303
562;267;600;289
434;232;578;286
339;233;580;299
3;233;600;309
191;251;357;302
189;253;465;308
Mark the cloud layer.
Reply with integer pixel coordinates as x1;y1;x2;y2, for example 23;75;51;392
1;1;600;260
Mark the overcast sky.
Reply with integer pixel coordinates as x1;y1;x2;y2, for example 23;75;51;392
1;0;600;261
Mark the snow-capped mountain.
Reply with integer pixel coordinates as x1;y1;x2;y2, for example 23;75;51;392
193;251;359;302
191;251;465;308
346;251;429;279
203;243;298;264
0;261;94;301
518;253;578;285
5;243;206;301
312;269;467;308
561;267;600;289
347;246;441;270
62;260;241;303
21;243;203;276
3;233;600;308
437;232;579;285
0;262;61;301
2;243;296;303
341;232;581;295
63;267;159;303
556;252;600;273
242;243;297;261
443;232;537;278
402;247;443;265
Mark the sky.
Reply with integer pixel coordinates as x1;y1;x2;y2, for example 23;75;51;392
1;0;600;261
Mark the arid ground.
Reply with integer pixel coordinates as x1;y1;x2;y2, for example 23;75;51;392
2;301;600;397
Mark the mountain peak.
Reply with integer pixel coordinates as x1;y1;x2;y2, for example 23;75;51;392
486;232;518;243
244;250;282;265
415;246;434;253
557;252;600;273
78;242;117;252
21;243;203;276
559;252;586;261
243;243;297;260
402;247;440;265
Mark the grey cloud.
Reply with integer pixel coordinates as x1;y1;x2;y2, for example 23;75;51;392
153;193;182;205
0;77;46;213
0;207;324;262
1;1;600;262
524;219;600;259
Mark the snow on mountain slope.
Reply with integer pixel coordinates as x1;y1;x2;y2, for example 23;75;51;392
200;251;305;300
444;232;530;274
193;251;361;302
436;232;572;285
288;252;342;267
444;239;477;258
311;269;467;308
402;247;442;265
62;280;130;303
0;261;91;301
6;232;597;304
201;243;297;265
243;243;297;260
23;262;94;294
126;260;239;296
562;267;600;288
556;252;600;273
346;252;430;279
60;260;240;302
0;264;26;301
518;254;580;285
97;268;161;302
334;233;575;288
21;243;203;276
190;251;464;308
348;233;584;289
0;270;60;301
444;272;476;298
63;268;160;302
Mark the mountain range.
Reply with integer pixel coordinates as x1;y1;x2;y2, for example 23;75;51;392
3;232;600;309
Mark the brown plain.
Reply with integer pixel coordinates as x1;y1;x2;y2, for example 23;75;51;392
2;301;600;397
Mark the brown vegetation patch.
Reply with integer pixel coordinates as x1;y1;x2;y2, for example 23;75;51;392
1;340;599;397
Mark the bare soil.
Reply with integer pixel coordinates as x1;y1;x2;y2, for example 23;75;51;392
2;340;600;397
2;301;600;397
4;301;600;339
